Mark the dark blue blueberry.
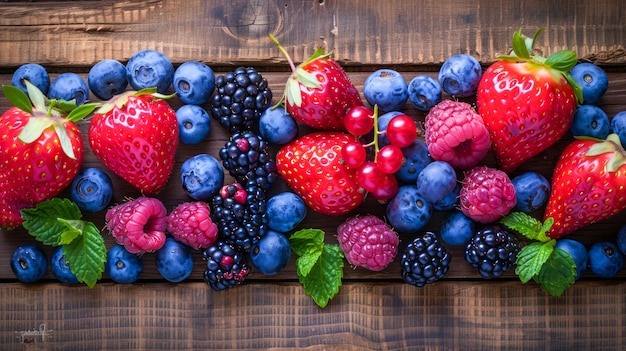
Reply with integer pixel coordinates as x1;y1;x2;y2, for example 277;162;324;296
395;138;432;184
440;211;475;246
266;191;307;233
416;160;457;204
408;75;442;111
155;238;194;283
363;69;408;113
10;244;48;283
570;105;610;139
51;246;79;284
70;167;113;212
433;184;461;211
176;104;211;145
570;62;609;105
48;72;89;105
106;244;144;284
88;59;128;100
617;225;626;256
126;49;174;93
438;54;482;97
610;111;626;147
588;241;624;278
180;153;224;201
249;230;292;275
173;61;215;105
511;171;551;213
386;185;433;234
12;63;50;95
259;106;298;145
555;238;588;281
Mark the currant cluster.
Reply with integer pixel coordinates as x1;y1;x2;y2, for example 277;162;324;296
340;105;419;201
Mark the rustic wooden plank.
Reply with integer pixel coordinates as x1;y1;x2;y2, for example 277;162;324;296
0;0;624;69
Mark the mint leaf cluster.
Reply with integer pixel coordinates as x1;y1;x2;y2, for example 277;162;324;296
289;229;344;308
21;198;106;288
500;212;576;296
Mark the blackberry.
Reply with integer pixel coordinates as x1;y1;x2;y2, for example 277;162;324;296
219;131;277;190
203;240;250;291
400;232;450;287
210;66;272;133
464;224;520;278
211;181;268;252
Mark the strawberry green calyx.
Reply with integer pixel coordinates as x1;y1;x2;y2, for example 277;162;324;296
96;87;175;115
585;133;626;172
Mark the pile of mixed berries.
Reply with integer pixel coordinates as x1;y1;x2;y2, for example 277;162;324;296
4;29;626;300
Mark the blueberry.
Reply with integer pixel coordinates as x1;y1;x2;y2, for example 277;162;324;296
440;211;475;246
180;154;224;201
588;241;624;278
570;62;609;105
126;49;174;93
173;61;215;105
415;161;457;204
10;244;48;283
176;105;211;145
106;244;144;284
48;72;90;105
610;111;626;147
12;63;50;95
87;59;128;100
554;238;588;281
363;69;409;113
434;184;461;211
259;106;298;145
617;225;626;256
51;246;79;284
70;167;113;212
395;138;432;184
438;54;482;97
570;105;610;139
266;191;307;233
386;185;433;234
155;237;194;283
249;230;292;275
377;111;405;147
407;75;442;111
511;171;551;213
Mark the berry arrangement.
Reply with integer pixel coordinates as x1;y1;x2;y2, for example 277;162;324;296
3;28;626;308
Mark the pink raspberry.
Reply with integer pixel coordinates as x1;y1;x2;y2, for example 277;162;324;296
167;201;218;250
105;197;167;254
337;215;399;271
460;166;517;223
425;100;491;169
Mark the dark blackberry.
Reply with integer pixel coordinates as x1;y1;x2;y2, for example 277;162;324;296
210;66;272;133
464;224;520;278
400;232;450;287
203;240;250;291
219;131;277;190
211;181;268;252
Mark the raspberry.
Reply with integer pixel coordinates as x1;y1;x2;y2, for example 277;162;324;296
167;202;219;250
400;232;450;286
425;100;491;170
464;224;519;278
460;165;517;223
105;197;167;254
203;240;250;291
337;215;399;271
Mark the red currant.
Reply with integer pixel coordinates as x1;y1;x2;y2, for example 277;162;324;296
370;174;398;201
376;144;404;174
341;141;367;168
344;106;375;136
356;161;385;192
386;114;417;148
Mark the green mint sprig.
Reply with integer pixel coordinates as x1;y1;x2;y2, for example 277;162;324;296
289;228;344;308
21;198;107;288
500;212;576;296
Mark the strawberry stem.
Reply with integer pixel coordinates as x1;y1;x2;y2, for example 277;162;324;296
269;34;297;72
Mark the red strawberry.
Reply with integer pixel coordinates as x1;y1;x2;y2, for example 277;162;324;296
88;89;178;195
477;29;583;173
544;134;626;239
275;131;366;215
0;82;97;229
270;35;362;130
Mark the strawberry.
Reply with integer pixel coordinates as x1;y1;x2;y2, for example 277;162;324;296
0;81;97;229
477;29;583;173
275;131;366;215
544;134;626;239
88;89;178;195
270;35;362;130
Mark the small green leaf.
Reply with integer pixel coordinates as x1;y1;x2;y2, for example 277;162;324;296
21;198;83;246
290;228;325;256
545;50;578;72
533;247;576;296
564;73;585;105
511;29;531;59
25;80;47;113
285;78;303;107
302;47;332;65
66;102;100;122
298;244;344;308
2;85;32;113
63;222;106;288
296;250;322;277
500;212;545;241
53;99;78;115
52;123;77;160
17;117;53;144
515;241;555;283
295;67;322;89
57;218;85;245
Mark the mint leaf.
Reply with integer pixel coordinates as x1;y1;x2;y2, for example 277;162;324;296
62;221;106;288
296;250;322;277
515;241;555;283
298;244;344;308
533;247;576;296
57;218;84;245
290;229;325;256
21;198;83;246
500;212;546;241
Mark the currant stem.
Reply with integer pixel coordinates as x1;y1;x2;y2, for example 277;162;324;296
373;104;380;162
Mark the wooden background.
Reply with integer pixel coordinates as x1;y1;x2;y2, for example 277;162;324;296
1;0;625;350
